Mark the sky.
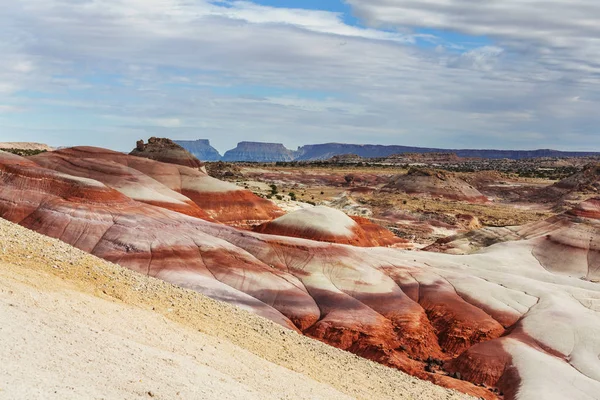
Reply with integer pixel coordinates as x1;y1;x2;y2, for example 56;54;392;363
1;0;600;153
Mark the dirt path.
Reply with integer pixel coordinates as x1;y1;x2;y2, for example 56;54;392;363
0;218;472;400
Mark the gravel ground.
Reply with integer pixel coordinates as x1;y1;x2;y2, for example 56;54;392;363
0;218;473;400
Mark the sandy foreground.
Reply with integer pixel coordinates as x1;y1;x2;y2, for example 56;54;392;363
0;218;471;400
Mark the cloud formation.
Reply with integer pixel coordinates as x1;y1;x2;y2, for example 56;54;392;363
0;0;598;151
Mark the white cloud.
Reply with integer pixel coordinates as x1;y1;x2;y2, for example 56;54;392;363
0;0;598;151
0;105;24;113
347;0;600;75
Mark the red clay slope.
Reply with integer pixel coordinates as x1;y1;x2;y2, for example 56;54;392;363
31;147;283;227
254;206;407;247
2;149;600;400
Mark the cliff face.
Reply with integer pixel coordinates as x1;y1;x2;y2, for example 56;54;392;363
223;141;297;162
295;143;600;161
172;140;599;163
175;139;222;161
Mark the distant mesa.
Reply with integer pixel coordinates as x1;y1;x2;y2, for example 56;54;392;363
382;167;488;203
176;140;600;163
254;206;406;247
175;139;222;161
296;143;600;161
223;141;297;162
130;137;204;169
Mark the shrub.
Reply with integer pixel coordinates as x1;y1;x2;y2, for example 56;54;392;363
3;148;47;157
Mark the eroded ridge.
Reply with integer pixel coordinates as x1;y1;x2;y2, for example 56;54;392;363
1;149;600;400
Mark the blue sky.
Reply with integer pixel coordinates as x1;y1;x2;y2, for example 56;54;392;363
1;0;599;152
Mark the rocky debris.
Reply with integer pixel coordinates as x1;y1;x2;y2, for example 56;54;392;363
325;193;373;217
382;168;488;203
175;139;222;161
223;142;297;162
205;161;243;180
130;137;204;169
2;148;600;399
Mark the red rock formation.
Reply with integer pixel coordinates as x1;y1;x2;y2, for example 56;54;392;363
254;206;406;247
30;151;212;220
130;137;204;169
2;148;600;400
30;147;283;227
0;151;314;330
568;197;600;219
382;167;488;203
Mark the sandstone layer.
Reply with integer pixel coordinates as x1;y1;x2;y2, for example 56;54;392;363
1;148;600;400
30;147;283;227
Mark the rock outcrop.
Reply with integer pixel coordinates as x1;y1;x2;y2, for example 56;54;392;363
382;168;488;203
175;139;222;161
223;142;297;162
254;206;406;247
529;163;600;204
130;137;204;169
2;148;600;400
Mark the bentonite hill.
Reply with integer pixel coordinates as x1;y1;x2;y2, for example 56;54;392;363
1;140;600;400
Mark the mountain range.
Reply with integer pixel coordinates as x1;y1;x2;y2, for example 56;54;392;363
176;140;600;162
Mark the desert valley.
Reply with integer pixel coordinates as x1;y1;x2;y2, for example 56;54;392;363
1;138;599;400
